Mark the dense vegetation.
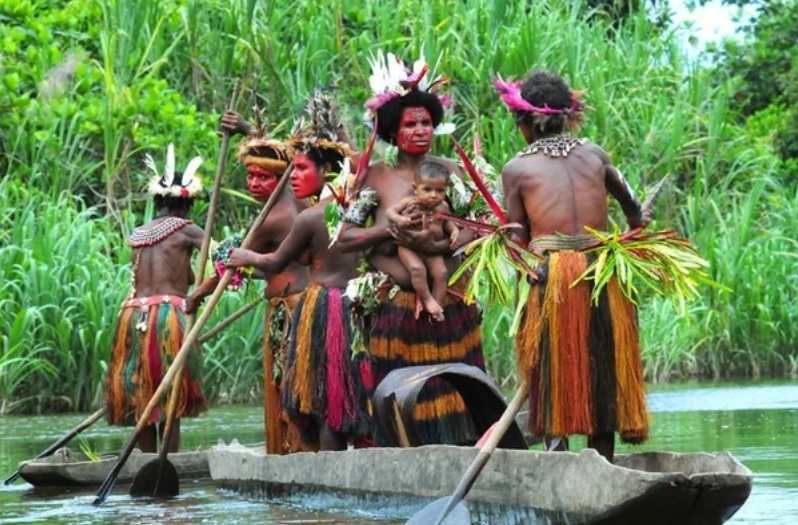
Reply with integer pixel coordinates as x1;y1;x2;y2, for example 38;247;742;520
2;0;796;414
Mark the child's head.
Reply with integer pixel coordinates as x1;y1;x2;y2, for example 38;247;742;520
413;161;450;208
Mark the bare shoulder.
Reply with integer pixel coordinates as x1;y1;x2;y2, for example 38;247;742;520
363;159;388;185
581;141;610;163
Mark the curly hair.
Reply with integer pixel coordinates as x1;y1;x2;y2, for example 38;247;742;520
517;70;584;134
375;88;444;144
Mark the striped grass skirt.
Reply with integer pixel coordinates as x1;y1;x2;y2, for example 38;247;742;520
263;292;314;454
369;284;485;445
281;285;372;444
516;251;649;444
105;299;208;426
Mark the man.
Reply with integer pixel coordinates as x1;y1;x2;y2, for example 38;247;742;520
105;144;209;453
336;53;485;445
186;127;311;455
498;70;651;461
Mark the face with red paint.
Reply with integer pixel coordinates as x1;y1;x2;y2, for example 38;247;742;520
290;152;324;199
396;106;434;155
246;165;279;202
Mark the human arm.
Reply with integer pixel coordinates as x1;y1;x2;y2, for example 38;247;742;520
384;198;417;228
226;211;313;275
501;164;530;245
445;220;460;249
186;273;219;314
605;165;650;229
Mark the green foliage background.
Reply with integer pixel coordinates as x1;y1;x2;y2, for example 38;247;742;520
1;0;797;413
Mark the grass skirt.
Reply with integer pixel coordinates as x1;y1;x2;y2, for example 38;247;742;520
368;282;485;445
105;301;207;426
516;251;648;444
281;284;372;444
263;292;313;454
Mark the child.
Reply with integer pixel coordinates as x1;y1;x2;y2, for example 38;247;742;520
386;160;459;321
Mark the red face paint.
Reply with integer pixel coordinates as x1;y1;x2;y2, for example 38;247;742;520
246;165;279;202
290;152;322;199
397;106;434;155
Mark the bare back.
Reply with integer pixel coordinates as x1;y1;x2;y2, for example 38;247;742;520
133;220;204;297
502;142;642;243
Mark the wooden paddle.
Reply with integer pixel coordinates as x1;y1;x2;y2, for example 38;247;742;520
2;407;106;486
93;157;294;506
404;385;528;525
128;80;241;499
197;296;263;345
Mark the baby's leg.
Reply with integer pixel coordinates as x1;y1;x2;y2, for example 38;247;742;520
428;255;449;307
398;246;443;321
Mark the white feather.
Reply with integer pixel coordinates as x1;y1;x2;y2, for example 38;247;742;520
144;154;159;177
433;122;456;135
181;156;203;186
164;143;176;187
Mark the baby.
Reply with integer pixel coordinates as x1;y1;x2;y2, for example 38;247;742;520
386;160;459;321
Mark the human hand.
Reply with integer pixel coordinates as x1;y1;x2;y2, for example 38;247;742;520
449;229;460;250
219;110;253;137
225;248;257;269
390;225;445;254
184;294;203;315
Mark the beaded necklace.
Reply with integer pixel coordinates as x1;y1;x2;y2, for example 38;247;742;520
518;136;588;158
128;217;192;247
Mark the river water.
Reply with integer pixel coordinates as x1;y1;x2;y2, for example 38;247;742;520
1;381;796;524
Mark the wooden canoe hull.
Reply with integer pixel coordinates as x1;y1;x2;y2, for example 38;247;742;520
209;442;752;525
17;447;210;487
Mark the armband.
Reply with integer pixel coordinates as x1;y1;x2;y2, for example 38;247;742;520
341;187;379;227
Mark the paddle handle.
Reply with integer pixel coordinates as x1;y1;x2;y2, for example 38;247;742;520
94;166;293;506
198;296;263;345
157;79;242;462
433;384;528;525
3;407;106;486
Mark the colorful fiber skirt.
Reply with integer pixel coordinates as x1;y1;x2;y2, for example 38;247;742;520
516;250;649;444
281;285;372;444
368;282;485;445
105;296;208;426
263;292;314;454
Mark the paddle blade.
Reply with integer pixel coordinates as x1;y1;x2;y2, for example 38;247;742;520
129;459;179;498
404;497;470;525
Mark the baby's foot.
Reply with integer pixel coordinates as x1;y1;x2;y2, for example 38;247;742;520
423;298;445;322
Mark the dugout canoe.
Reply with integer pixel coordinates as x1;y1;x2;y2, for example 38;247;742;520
209;440;752;525
17;446;210;487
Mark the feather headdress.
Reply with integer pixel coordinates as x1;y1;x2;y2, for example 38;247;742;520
145;143;204;198
493;76;586;131
364;50;455;135
236;136;294;175
289;88;355;161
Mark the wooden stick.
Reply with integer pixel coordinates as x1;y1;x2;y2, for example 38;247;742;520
3;407;106;485
432;386;527;525
197;296;263;345
146;79;242;495
93;164;293;506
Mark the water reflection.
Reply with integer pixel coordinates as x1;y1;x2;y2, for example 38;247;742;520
1;383;797;524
